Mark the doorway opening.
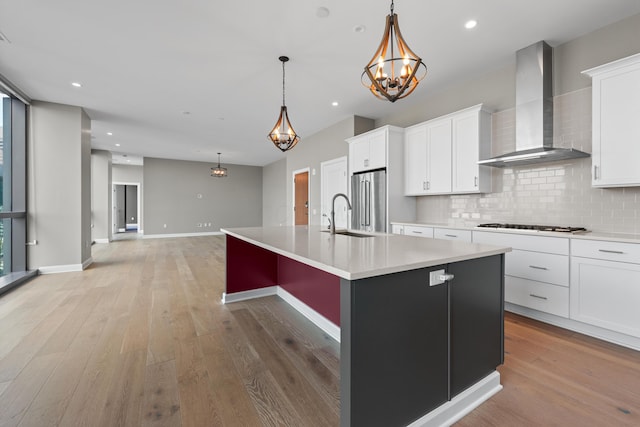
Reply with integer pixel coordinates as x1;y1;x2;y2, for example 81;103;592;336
112;182;140;235
293;168;310;226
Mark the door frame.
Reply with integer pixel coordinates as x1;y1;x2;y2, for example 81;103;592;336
292;167;310;226
112;181;141;234
320;156;348;229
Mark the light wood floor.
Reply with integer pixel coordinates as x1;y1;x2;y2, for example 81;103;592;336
0;236;638;426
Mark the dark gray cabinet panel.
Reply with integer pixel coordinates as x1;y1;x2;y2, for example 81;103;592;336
340;255;505;427
449;255;505;397
340;266;449;427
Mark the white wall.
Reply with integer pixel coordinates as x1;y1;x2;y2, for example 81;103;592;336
91;150;112;242
28;101;92;271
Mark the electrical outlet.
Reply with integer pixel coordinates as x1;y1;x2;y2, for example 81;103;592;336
429;269;445;286
197;223;202;227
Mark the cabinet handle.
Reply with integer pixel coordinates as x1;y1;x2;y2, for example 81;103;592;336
593;165;598;180
445;234;457;238
474;176;478;187
529;265;549;271
598;249;624;254
529;294;548;300
412;231;423;234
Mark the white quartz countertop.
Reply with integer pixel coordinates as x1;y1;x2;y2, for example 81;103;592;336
392;221;640;244
221;226;510;280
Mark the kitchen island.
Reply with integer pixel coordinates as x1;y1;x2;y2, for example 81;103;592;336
222;226;510;427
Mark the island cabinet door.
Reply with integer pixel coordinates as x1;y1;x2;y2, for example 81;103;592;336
340;266;449;427
448;254;505;398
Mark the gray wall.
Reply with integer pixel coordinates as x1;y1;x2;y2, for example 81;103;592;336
262;158;287;226
91;149;112;242
143;157;262;235
283;116;374;226
28;101;92;269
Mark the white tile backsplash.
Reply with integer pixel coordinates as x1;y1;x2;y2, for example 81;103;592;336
416;88;640;234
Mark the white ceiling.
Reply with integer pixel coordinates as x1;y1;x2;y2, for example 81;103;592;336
1;0;640;167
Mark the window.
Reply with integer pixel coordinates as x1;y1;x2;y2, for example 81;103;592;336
0;91;32;293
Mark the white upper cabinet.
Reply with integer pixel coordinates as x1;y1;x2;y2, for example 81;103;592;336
348;127;387;173
452;106;492;193
583;53;640;188
404;104;491;196
404;118;452;195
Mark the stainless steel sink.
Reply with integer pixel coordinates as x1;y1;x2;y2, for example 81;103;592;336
321;230;373;238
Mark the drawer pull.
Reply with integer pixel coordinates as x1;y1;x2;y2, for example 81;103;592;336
529;294;548;300
598;249;624;255
412;231;422;234
445;234;457;238
529;265;549;271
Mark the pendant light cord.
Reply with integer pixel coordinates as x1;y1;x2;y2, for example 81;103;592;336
390;0;394;14
282;60;286;106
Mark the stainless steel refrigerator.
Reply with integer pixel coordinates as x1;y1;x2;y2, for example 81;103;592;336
351;169;387;233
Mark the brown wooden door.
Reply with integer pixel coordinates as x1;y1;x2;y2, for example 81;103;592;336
294;171;309;225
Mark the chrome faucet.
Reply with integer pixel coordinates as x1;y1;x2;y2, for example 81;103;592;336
330;193;352;235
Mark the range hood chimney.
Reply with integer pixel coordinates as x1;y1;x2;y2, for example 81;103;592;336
478;41;589;168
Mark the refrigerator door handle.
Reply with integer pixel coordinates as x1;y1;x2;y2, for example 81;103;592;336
364;180;369;227
360;180;366;227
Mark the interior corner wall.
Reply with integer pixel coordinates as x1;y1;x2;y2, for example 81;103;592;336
143;157;262;235
284;116;373;226
262;158;287;226
28;101;90;270
91;150;112;242
112;164;144;232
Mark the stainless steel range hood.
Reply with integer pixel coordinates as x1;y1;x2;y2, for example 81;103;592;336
478;41;589;168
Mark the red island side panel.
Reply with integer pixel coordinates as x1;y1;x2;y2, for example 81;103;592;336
277;255;341;326
226;235;278;293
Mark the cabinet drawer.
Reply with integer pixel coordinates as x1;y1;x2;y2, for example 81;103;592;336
505;276;569;318
473;231;569;255
505;250;569;287
403;225;434;238
571;239;640;264
433;228;472;242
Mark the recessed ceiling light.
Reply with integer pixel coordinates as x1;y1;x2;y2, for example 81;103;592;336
127;159;131;162
107;132;113;136
71;82;82;88
182;111;191;115
115;143;121;147
316;7;330;18
353;25;366;33
332;101;339;107
465;20;477;29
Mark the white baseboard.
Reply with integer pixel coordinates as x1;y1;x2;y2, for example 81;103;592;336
505;302;640;351
38;264;84;274
276;287;341;343
407;372;502;427
222;286;278;303
143;231;223;239
94;238;109;244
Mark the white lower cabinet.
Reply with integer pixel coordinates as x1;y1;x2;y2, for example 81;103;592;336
402;225;434;238
433;228;472;242
473;231;569;318
570;239;640;338
505;276;569;318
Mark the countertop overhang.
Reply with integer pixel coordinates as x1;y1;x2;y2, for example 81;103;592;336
222;226;510;280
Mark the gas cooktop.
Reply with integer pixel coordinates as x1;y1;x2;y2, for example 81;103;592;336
477;223;588;233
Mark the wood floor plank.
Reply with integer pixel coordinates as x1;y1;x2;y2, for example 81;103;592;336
141;360;181;427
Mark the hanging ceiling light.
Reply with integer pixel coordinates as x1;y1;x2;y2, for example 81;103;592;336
362;0;427;102
211;152;228;177
268;56;300;152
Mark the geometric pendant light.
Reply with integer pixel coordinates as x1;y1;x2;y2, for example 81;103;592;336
267;56;300;151
362;0;427;102
211;152;228;177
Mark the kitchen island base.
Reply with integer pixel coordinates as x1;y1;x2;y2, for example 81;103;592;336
222;227;508;427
